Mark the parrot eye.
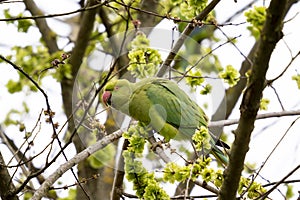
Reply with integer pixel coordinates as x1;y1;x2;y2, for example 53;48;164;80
114;86;119;90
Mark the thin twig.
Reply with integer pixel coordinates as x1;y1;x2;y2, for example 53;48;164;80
240;117;300;198
257;164;300;200
0;2;105;22
269;84;285;111
263;179;300;187
209;109;300;127
178;34;241;82
268;50;300;84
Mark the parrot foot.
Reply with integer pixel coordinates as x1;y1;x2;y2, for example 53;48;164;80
150;140;163;152
148;136;164;151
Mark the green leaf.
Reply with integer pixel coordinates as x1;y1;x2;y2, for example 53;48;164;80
3;9;14;25
200;84;212;95
192;126;211;151
201;168;215;182
244;6;266;39
123;124;170;199
285;184;294;199
219;65;240;87
23;192;33;200
22;102;30;113
292;74;300;89
238;177;266;199
6;80;22;93
17;19;33;33
186;68;204;87
178;0;208;20
259;98;270;110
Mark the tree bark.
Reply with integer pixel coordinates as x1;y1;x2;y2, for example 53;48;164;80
0;152;19;200
218;0;287;199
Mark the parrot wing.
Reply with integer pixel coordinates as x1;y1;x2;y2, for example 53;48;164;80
133;79;207;138
151;78;208;125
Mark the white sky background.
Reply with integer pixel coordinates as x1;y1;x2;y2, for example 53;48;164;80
0;0;300;199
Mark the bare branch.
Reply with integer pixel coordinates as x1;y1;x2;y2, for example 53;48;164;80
0;3;103;22
209;109;300;127
111;139;129;200
241;117;300;198
148;136;171;163
258;164;300;199
268;50;300;84
31;129;123;200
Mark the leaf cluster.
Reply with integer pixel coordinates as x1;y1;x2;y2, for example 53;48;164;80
3;46;72;93
238;177;267;199
123;124;170;199
244;6;267;39
4;9;33;33
170;0;208;21
218;65;240;87
127;33;162;78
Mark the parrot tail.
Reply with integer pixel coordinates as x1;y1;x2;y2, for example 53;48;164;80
211;145;229;167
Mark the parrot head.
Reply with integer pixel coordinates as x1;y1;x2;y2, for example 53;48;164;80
102;79;132;115
102;81;115;106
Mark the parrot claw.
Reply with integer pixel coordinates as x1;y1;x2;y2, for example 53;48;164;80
150;140;163;152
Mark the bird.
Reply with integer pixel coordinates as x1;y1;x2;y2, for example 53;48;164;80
102;77;229;165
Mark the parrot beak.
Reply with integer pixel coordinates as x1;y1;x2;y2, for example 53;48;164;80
102;91;112;106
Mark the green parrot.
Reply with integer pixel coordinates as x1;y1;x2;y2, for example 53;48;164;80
102;78;228;164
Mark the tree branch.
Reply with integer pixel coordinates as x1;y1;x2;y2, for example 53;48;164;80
156;0;222;77
61;0;99;151
68;0;99;77
61;0;99;118
258;164;300;199
111;139;129;200
0;3;103;22
31;129;123;200
0;152;19;200
23;0;59;53
218;0;288;199
209;109;300;127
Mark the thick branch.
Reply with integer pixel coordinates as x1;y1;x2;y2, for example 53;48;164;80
0;152;19;200
59;1;100;199
24;0;59;53
68;0;98;78
218;0;288;199
111;139;129;200
61;0;99;136
31;130;123;200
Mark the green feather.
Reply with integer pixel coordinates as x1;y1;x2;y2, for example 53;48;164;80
104;78;229;165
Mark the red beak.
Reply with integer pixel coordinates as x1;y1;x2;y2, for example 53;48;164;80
102;91;112;106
